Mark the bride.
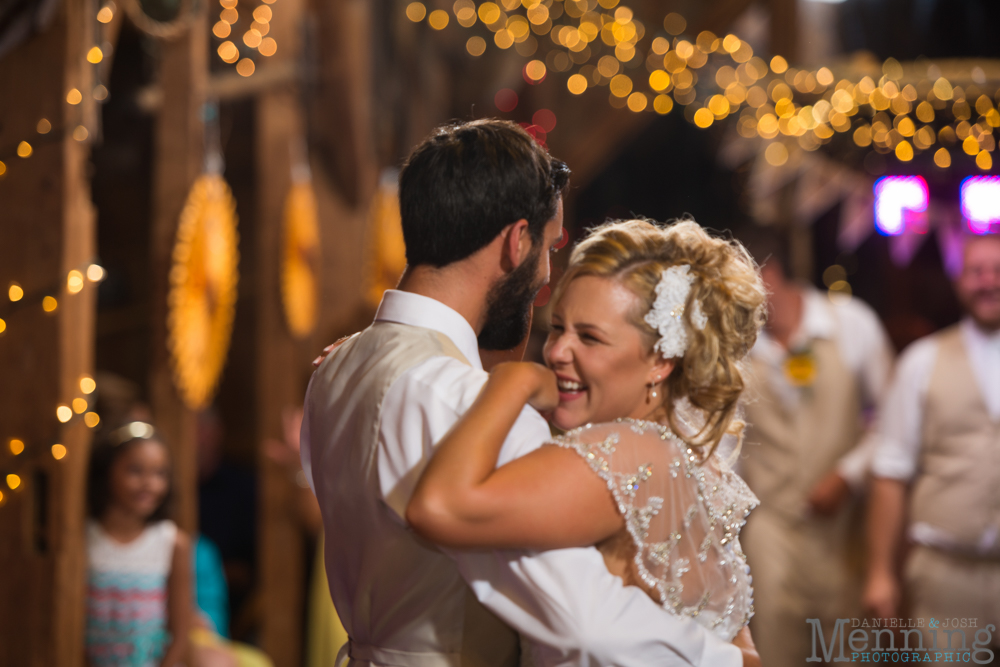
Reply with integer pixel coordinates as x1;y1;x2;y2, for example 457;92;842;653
407;218;767;652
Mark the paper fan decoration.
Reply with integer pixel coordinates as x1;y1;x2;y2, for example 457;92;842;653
281;181;320;338
167;174;240;409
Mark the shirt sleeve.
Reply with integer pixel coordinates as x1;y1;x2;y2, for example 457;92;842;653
382;358;742;667
870;336;939;481
833;298;896;489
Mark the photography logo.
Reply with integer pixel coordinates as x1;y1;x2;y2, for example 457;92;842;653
806;618;996;664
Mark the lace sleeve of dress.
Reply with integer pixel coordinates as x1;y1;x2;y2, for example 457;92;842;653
547;419;759;641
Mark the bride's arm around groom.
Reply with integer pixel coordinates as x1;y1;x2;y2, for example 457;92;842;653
302;119;757;667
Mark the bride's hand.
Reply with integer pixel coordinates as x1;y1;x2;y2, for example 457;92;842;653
491;362;559;413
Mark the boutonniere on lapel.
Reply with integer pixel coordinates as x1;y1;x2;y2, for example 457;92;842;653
784;343;817;390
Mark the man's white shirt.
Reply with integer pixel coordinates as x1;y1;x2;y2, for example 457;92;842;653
872;317;1000;482
305;290;742;667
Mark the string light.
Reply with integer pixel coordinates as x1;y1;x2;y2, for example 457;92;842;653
9;439;24;455
51;444;67;460
209;0;279;75
417;3;997;170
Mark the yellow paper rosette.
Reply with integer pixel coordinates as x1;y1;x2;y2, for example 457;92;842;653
167;174;240;410
281;181;320;338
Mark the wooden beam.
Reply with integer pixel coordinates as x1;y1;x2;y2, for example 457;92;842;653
0;0;97;664
149;6;209;536
254;0;310;664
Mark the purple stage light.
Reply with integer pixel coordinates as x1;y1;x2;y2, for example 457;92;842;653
874;176;929;236
960;176;1000;235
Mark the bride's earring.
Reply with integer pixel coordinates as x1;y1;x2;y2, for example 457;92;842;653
647;379;659;403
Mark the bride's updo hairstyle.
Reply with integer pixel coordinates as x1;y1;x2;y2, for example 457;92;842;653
553;218;766;454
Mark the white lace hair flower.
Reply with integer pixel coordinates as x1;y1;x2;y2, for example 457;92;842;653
643;265;707;359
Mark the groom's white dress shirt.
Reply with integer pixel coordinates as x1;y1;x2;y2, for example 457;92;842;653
303;290;742;667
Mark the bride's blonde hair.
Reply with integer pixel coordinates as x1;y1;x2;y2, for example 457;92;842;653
553;218;766;454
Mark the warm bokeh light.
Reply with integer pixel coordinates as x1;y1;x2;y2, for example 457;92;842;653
9;283;23;302
406;2;427;22
218;41;240;63
97;5;113;22
895;140;913;161
524;60;546;83
93;85;108;101
52;444;67;460
85;412;101;428
67;88;82;104
87;264;105;282
73;126;89;142
626;92;647;112
220;7;238;23
428;9;449;29
934;147;952;168
9;439;24;456
56;405;72;422
259;37;277;56
0;318;5;334
17;141;32;158
769;55;788;74
43;296;58;312
693;108;714;128
252;5;271;22
37;118;51;134
73;398;88;414
6;474;21;490
609;74;632;98
662;12;685;35
466;36;486;56
213;21;231;38
963;136;980;156
764;142;788;166
87;46;103;63
653;95;673;115
0;161;6;177
243;29;262;48
567;74;588;95
976;150;993;171
236;58;255;76
649;70;670;92
67;270;84;294
80;376;97;394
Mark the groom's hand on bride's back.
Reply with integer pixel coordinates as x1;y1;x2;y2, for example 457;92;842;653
489;362;559;413
312;336;353;368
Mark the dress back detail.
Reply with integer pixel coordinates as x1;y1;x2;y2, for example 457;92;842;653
549;419;758;641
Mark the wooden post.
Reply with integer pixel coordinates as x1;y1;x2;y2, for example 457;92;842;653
149;8;208;536
0;0;96;664
254;0;311;663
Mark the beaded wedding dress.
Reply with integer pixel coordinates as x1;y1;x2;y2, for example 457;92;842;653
548;418;758;641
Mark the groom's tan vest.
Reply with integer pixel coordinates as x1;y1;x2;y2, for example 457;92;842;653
307;321;519;667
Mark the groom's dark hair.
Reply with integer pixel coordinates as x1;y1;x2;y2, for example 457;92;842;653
399;119;570;268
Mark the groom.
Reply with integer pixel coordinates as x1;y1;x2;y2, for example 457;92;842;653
302;119;753;666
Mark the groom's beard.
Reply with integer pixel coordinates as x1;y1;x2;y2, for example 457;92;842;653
478;246;544;351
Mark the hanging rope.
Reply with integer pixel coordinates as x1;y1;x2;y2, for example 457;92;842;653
121;0;197;40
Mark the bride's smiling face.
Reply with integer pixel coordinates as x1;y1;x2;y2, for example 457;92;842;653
543;275;674;431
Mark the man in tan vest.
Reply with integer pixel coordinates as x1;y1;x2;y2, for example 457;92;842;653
865;233;1000;657
302;120;758;667
738;230;894;667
